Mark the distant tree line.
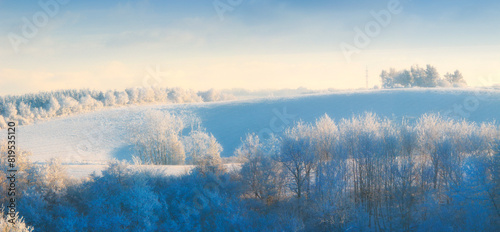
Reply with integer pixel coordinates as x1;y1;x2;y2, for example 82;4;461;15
380;64;467;88
0;87;234;128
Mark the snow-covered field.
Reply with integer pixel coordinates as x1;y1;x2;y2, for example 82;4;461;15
64;163;242;179
5;88;500;177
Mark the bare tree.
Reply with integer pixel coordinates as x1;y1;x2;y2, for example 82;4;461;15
278;124;316;200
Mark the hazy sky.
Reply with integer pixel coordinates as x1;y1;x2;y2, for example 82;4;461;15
1;0;499;95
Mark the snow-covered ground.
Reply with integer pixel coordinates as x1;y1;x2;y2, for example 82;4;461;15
65;163;242;179
4;88;500;177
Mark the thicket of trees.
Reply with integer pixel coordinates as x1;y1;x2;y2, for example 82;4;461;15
0;87;235;128
1;113;499;231
380;65;467;88
237;113;499;231
131;110;223;169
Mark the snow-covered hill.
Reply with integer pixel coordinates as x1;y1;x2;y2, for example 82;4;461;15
4;88;500;176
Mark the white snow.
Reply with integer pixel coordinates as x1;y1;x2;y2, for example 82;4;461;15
3;88;500;177
64;163;241;179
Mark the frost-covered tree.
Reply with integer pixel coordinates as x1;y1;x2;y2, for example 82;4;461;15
2;113;498;231
185;130;223;174
312;114;337;162
235;133;262;161
198;89;235;102
59;96;79;115
0;145;36;202
40;158;69;201
411;65;427;87
47;96;60;117
138;87;155;103
424;64;440;87
79;95;103;111
199;89;220;102
309;158;351;231
278;122;316;199
81;161;161;231
104;91;116;106
380;64;465;88
0;87;234;127
380;68;397;88
115;91;129;105
168;88;203;103
397;70;413;87
18;102;34;119
0;210;34;232
131;110;224;167
152;87;168;102
311;114;338;199
125;88;140;104
0;115;7;129
238;133;284;204
132;110;186;165
445;70;467;87
4;102;17;118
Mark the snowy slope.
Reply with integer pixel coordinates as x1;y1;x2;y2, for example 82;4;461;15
3;88;500;176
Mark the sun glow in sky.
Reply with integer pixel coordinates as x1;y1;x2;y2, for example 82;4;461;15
1;0;499;95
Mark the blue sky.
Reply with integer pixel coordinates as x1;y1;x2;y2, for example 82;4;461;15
1;0;499;95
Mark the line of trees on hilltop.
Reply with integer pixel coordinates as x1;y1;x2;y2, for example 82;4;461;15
380;64;467;88
0;87;235;128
